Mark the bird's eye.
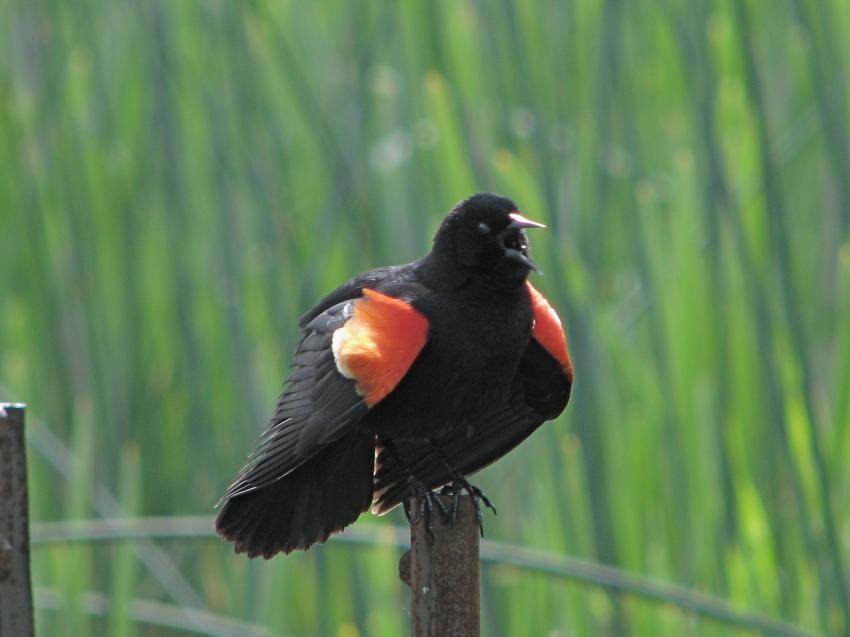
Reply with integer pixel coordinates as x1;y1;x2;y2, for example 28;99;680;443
478;222;491;235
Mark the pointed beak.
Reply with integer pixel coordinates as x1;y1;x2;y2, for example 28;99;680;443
507;211;546;230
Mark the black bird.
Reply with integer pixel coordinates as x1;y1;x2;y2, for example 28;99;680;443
215;193;573;557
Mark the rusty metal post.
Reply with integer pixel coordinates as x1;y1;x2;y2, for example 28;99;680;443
399;494;480;637
0;403;35;637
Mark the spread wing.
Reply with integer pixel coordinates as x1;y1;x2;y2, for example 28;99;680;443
372;283;572;514
220;284;429;502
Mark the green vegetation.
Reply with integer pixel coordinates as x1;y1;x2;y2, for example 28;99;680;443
2;0;849;635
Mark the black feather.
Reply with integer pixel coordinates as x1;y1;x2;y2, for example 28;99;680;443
216;433;375;557
371;338;571;515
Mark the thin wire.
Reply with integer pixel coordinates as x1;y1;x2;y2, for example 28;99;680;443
31;516;824;637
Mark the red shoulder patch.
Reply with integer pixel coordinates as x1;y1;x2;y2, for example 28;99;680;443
526;282;573;380
332;289;429;406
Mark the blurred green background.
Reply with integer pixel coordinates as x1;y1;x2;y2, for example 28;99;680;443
2;0;849;635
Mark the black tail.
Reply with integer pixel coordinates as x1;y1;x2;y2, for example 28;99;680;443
215;433;375;557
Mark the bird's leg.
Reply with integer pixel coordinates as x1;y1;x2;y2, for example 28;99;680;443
402;475;450;536
381;437;447;535
440;477;497;535
428;439;497;536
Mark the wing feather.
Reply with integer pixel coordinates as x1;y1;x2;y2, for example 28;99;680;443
221;300;369;500
221;285;430;503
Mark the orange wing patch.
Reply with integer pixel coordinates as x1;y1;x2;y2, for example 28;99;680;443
332;289;429;406
526;282;573;380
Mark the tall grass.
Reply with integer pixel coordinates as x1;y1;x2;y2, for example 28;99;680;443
1;0;849;635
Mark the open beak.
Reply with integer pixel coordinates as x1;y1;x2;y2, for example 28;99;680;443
504;211;545;274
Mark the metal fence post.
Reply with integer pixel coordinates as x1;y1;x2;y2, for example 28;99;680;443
0;403;35;636
399;494;480;637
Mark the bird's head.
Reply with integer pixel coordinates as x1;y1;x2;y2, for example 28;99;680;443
430;193;545;286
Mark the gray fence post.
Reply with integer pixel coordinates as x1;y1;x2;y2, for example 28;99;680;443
399;494;480;637
0;403;35;636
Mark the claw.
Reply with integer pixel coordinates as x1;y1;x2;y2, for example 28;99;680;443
439;478;497;536
405;476;447;537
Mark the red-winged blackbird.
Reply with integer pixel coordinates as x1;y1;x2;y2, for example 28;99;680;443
215;193;573;557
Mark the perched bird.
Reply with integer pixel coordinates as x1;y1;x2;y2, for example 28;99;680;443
215;193;573;558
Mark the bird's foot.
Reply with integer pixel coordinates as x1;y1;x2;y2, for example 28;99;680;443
439;477;497;536
403;477;448;536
